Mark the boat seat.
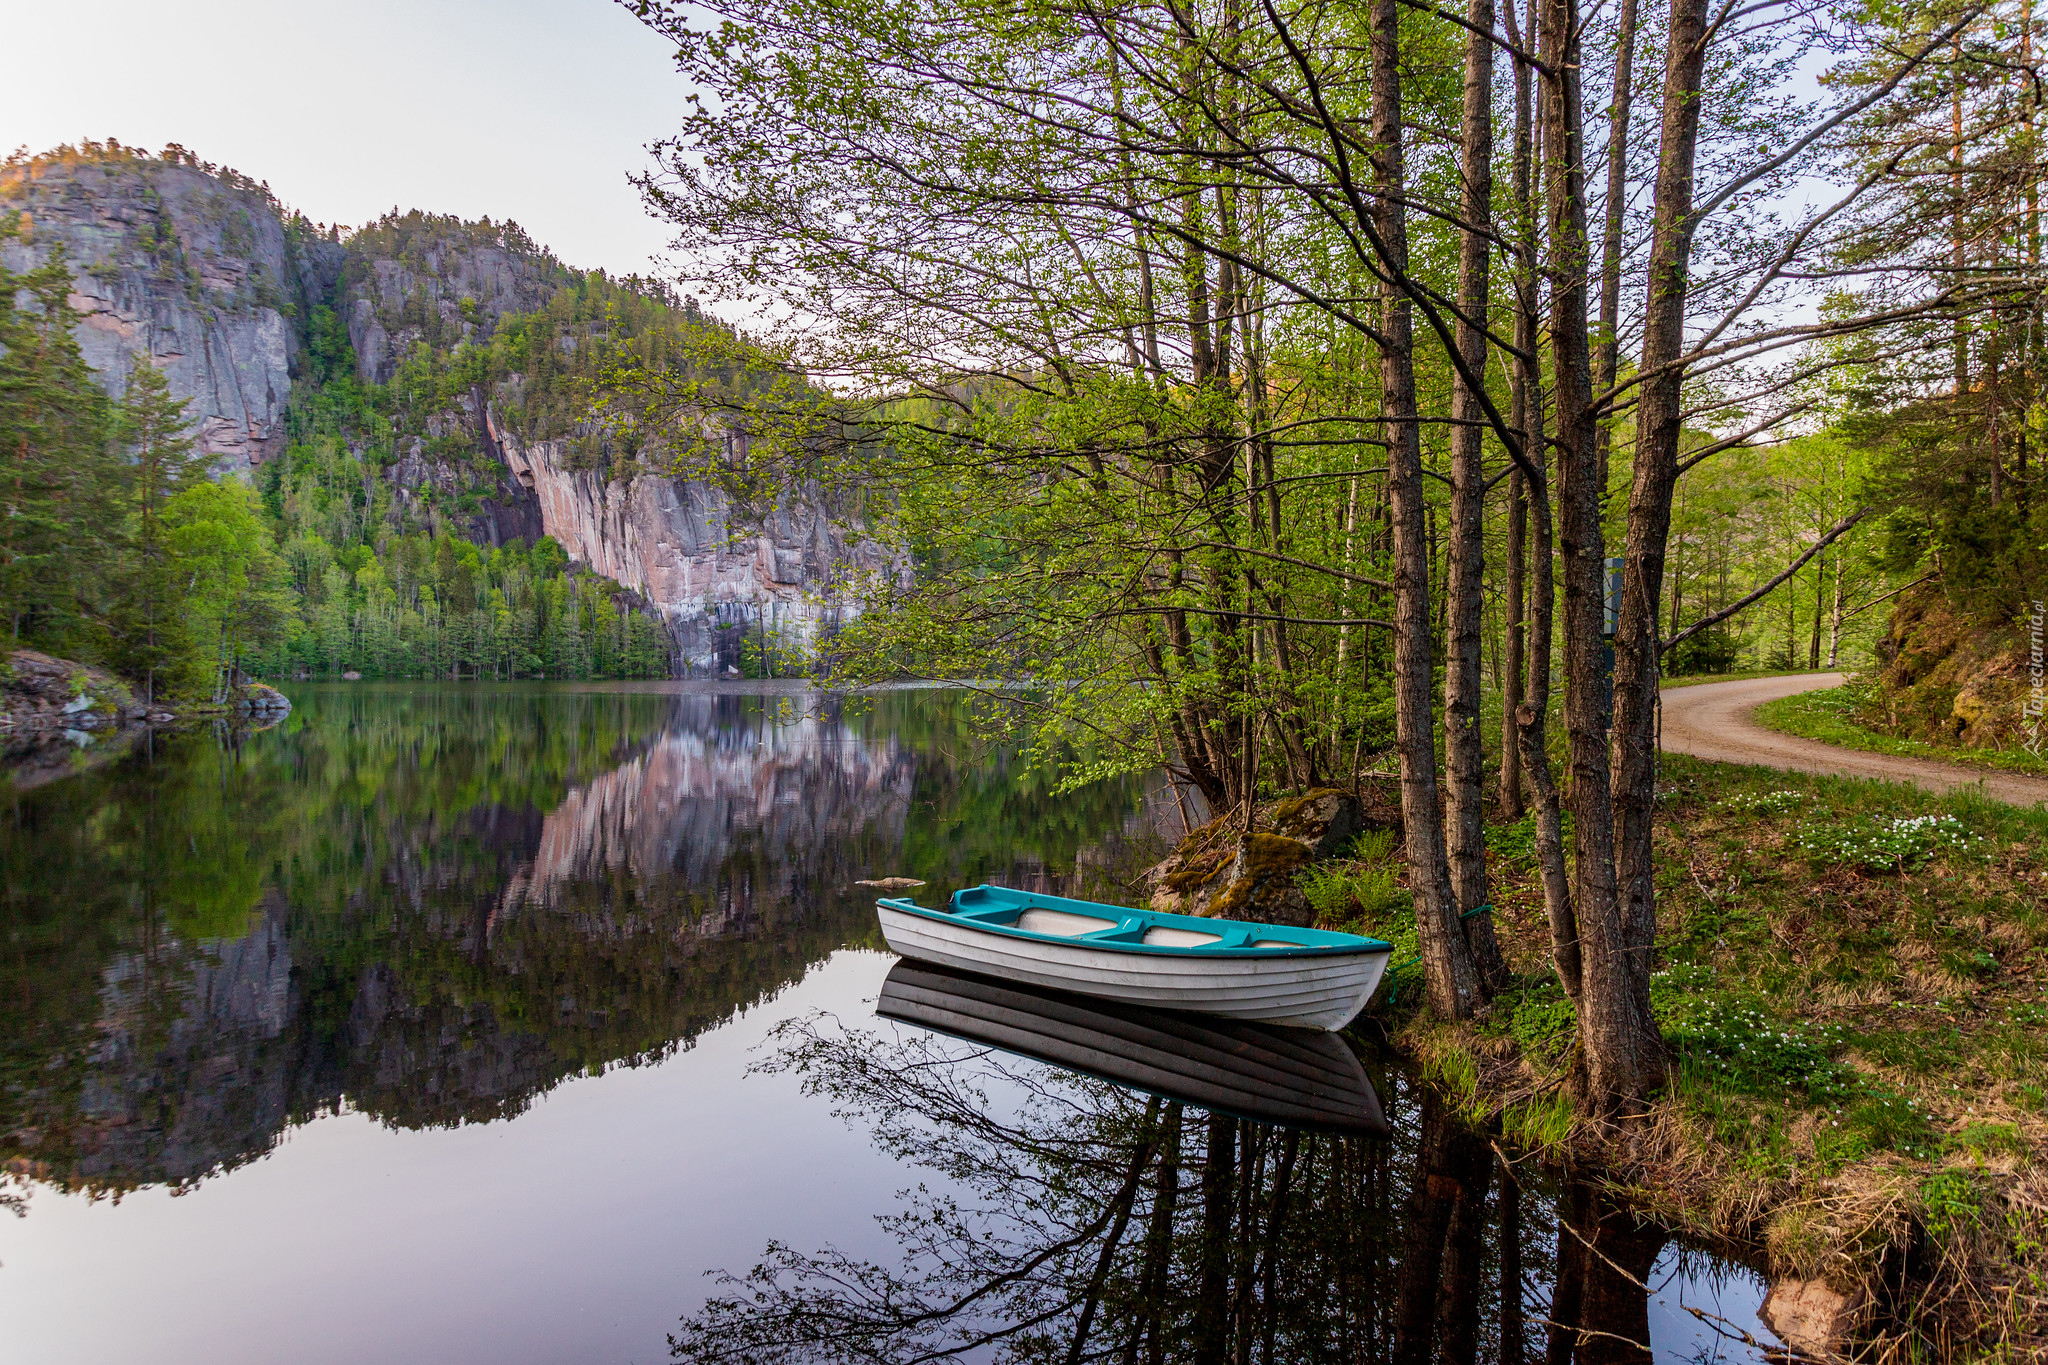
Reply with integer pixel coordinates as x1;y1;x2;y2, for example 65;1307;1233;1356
1143;926;1224;948
937;894;1314;952
1016;908;1121;937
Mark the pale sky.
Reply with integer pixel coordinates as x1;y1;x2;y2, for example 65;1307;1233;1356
3;0;688;279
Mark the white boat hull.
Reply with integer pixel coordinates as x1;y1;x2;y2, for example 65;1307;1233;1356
878;905;1388;1031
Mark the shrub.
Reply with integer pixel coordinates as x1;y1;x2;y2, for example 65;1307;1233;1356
1492;810;1574;868
1661;996;1858;1101
1949;1121;2028;1159
1345;828;1397;863
1658;990;1937;1159
1509;981;1577;1061
1298;861;1406;924
1920;1168;1984;1237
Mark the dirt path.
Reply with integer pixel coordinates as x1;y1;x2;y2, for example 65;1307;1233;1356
1659;672;2048;808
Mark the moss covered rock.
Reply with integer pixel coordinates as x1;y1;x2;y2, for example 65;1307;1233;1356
1869;585;2036;751
1144;788;1376;927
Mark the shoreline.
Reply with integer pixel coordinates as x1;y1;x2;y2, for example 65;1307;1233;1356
1345;754;2048;1359
3;650;291;789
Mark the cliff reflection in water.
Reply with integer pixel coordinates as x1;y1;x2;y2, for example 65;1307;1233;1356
0;685;1164;1194
679;1002;1765;1365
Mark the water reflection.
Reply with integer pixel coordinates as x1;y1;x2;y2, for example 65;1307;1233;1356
0;685;1161;1195
878;960;1388;1134
679;987;1775;1364
0;684;1777;1365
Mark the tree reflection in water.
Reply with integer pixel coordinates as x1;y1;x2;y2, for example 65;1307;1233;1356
674;1010;1752;1364
1;686;1169;1196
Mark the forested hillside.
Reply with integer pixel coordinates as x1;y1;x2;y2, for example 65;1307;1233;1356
0;141;881;694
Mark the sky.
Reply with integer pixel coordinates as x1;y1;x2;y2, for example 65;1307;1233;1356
3;0;688;279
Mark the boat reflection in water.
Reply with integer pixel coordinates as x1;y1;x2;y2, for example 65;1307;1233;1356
674;957;1780;1364
877;959;1388;1135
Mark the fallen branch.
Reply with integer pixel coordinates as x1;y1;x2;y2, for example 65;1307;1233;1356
1662;508;1870;653
1841;571;1938;622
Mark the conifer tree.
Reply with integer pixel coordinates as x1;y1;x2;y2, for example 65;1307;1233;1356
0;251;118;651
107;359;212;702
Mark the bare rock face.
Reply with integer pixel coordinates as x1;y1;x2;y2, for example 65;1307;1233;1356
2;650;143;736
1267;788;1363;856
1;152;900;673
233;683;292;718
0;152;343;475
496;418;901;671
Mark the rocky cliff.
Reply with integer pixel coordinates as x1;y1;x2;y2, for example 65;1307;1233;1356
495;420;897;669
337;213;567;384
0;145;344;473
1;145;895;672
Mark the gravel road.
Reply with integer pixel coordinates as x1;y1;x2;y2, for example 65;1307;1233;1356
1659;672;2048;808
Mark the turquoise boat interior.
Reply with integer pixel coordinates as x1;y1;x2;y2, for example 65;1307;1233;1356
877;883;1394;958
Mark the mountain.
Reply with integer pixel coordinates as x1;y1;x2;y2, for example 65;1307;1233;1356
0;141;895;676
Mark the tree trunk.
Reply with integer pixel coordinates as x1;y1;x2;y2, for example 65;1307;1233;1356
1591;0;1642;510
1607;0;1714;1109
1375;0;1482;1018
1953;40;1969;401
1808;558;1825;670
1446;0;1509;987
1827;553;1844;667
1668;533;1682;648
1501;466;1528;816
1506;0;1578;997
1786;567;1797;670
1546;0;1661;1108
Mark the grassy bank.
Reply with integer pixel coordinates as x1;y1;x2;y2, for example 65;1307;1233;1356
1756;679;2048;780
1319;758;2048;1358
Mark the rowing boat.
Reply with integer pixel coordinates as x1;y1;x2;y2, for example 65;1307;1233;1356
874;883;1393;1031
877;960;1389;1133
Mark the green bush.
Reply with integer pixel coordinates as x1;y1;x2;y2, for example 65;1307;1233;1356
1509;981;1576;1061
1948;1121;2027;1159
1656;988;1937;1161
1920;1168;1984;1237
1345;828;1397;863
1662;995;1858;1101
1298;861;1406;924
1492;809;1574;868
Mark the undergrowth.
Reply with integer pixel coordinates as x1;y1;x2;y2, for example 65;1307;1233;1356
1378;755;2048;1358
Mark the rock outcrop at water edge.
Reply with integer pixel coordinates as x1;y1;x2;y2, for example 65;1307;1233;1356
494;419;900;671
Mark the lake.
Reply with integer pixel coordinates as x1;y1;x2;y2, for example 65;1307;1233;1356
2;683;1781;1363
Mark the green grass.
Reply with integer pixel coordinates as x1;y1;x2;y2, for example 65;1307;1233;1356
1412;758;2048;1353
1471;754;2048;1180
1755;680;2048;778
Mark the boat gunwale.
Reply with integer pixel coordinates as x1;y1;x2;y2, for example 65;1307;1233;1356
877;886;1395;960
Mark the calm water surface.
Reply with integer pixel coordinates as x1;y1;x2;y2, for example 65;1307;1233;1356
3;684;1781;1363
